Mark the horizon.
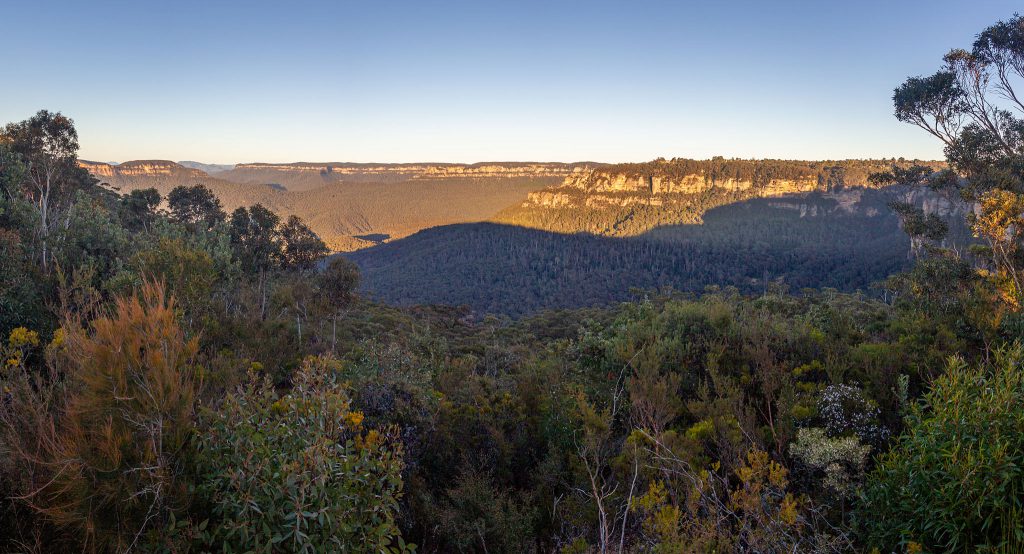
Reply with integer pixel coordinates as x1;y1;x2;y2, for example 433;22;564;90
4;0;1018;163
86;156;948;167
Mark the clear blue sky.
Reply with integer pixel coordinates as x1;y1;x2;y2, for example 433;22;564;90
1;0;1016;163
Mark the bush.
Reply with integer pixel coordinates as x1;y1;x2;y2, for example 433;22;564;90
859;347;1024;552
194;356;411;553
0;281;199;552
789;427;870;498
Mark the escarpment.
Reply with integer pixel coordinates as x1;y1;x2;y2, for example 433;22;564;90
495;158;949;236
80;157;954;252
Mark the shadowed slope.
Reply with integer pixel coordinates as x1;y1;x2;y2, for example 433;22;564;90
347;188;943;316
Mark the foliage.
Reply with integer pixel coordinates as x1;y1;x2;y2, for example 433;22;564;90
133;237;218;320
0;281;199;553
53;190;131;288
0;229;46;334
859;347;1024;553
632;448;852;553
167;184;225;230
279;215;329;271
434;468;538;554
817;383;887;445
1;109;92;271
229;203;281;272
194;356;410;553
320;257;361;308
118;187;161;232
889;14;1024;308
790;427;871;498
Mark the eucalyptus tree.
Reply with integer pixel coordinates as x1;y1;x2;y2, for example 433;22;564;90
886;15;1024;307
1;110;89;271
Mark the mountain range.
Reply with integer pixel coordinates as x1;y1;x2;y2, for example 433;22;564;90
81;159;583;250
80;157;954;314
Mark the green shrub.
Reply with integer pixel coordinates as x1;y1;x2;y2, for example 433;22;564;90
789;427;870;498
859;347;1024;553
195;356;411;553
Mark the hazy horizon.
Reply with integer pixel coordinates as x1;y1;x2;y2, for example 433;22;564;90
5;0;1017;163
88;156;949;167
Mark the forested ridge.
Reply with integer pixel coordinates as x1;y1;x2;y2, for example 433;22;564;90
560;157;943;185
493;158;948;237
2;14;1024;554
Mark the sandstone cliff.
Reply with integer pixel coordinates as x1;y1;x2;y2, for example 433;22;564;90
495;159;950;237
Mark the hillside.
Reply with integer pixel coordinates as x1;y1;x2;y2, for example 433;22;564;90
80;160;582;250
495;158;946;236
348;185;965;315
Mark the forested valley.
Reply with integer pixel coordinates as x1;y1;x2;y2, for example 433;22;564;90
2;14;1024;554
351;188;958;316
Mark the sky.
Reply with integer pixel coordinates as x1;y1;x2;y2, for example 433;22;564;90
1;0;1018;163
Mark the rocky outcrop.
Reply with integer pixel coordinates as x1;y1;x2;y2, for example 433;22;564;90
497;160;964;240
746;186;973;222
209;162;589;192
515;165;972;217
524;169;822;210
79;160;206;180
78;160;116;177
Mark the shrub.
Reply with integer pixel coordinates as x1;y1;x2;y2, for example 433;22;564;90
818;383;888;445
632;448;853;553
435;468;538;554
194;356;410;553
133;237;217;320
789;427;871;498
859;347;1024;552
0;281;199;552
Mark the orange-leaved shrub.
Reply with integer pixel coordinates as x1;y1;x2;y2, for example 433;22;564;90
0;280;199;553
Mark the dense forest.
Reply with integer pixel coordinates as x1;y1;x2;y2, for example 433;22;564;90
351;190;931;315
2;14;1024;554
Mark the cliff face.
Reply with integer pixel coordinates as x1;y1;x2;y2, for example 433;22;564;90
78;160;116;177
563;169;818;194
517;164;969;215
79;160;207;180
417;164;585;179
210;162;587;192
763;186;972;219
524;169;825;211
79;157;962;253
497;160;961;238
